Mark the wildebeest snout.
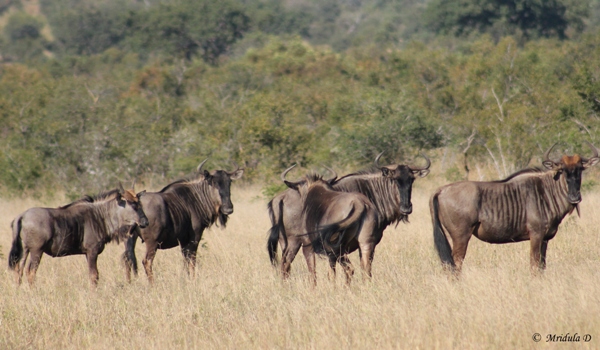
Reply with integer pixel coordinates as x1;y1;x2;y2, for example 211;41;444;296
221;204;234;215
567;192;582;204
400;204;413;215
139;216;149;228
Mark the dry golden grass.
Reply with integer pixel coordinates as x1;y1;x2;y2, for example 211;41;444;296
1;178;600;349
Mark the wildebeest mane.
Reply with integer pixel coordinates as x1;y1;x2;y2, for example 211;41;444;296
159;179;189;193
162;179;227;228
59;189;120;209
333;167;408;226
304;173;327;185
492;167;546;183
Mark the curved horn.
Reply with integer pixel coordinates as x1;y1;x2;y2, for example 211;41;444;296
582;141;599;162
321;164;338;183
197;158;208;172
131;178;136;191
410;153;431;171
229;161;240;174
544;143;558;164
374;151;385;168
281;164;297;182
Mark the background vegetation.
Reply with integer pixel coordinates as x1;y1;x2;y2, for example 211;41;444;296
1;0;600;196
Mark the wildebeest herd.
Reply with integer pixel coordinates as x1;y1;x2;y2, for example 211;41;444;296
6;143;600;287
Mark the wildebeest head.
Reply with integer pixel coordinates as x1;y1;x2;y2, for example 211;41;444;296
542;142;600;204
281;164;337;197
375;152;431;215
198;159;244;216
116;182;149;228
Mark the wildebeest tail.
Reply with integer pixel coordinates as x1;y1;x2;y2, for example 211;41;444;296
311;204;365;256
431;193;455;268
8;217;23;270
267;199;283;266
122;228;140;276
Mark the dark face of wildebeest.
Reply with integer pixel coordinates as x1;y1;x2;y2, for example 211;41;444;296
542;142;600;204
375;152;430;215
116;186;149;229
199;160;244;216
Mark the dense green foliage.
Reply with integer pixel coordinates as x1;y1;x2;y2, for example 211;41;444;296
1;0;600;195
424;0;589;40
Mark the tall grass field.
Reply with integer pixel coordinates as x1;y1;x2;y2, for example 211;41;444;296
1;177;599;349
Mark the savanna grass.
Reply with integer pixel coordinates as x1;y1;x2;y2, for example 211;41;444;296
1;179;599;349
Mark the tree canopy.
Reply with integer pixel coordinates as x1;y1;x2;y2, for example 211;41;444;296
1;0;600;195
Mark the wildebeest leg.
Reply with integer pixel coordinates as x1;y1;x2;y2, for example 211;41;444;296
281;240;301;279
302;245;317;286
142;241;158;284
181;242;200;278
358;244;375;280
86;251;100;287
338;255;354;285
123;231;138;283
529;234;544;272
540;240;549;270
327;254;337;281
15;248;29;285
450;229;473;275
26;249;43;286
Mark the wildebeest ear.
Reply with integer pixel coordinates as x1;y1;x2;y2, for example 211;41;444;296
413;169;430;178
230;169;244;180
136;190;146;197
203;170;212;179
542;160;559;170
284;180;299;190
116;192;126;207
583;157;600;169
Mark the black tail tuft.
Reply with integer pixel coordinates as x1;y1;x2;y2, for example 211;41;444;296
311;205;363;257
311;222;343;256
122;229;139;276
267;200;283;266
8;218;23;270
432;194;455;268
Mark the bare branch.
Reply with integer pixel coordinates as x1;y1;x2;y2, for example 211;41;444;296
574;119;592;139
85;84;99;105
484;143;503;179
462;129;476;154
491;87;504;122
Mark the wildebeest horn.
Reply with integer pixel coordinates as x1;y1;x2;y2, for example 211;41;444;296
118;182;125;194
229;161;240;175
281;164;297;182
544;143;558;164
131;178;136;191
581;141;599;163
374;151;385;168
321;164;337;183
197;158;208;172
410;153;431;171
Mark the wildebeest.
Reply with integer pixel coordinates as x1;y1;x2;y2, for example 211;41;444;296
8;184;149;286
123;159;244;283
267;153;430;282
430;143;600;275
280;165;378;284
